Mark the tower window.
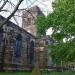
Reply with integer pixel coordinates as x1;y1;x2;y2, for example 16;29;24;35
27;18;31;25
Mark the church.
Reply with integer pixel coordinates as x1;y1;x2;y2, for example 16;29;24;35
0;6;48;71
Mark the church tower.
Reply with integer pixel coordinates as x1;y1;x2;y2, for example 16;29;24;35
22;6;44;36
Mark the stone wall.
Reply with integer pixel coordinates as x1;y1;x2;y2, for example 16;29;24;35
0;25;48;71
0;15;48;71
0;22;36;71
34;38;48;69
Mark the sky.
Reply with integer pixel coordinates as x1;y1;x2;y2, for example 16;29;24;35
0;0;54;24
19;0;54;15
0;0;54;35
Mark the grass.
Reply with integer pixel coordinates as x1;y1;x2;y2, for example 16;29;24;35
42;72;75;75
0;72;75;75
0;72;31;75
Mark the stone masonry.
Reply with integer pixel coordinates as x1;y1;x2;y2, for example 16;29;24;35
0;15;48;71
22;6;44;36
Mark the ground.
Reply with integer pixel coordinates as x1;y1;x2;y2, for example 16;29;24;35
0;72;75;75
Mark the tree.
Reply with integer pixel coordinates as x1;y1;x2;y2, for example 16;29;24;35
0;0;8;12
36;0;75;64
0;0;24;71
47;0;75;41
49;42;75;64
36;16;47;36
0;0;24;28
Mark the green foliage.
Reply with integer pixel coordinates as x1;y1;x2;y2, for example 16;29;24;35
49;42;75;64
36;0;75;37
36;0;75;64
36;16;47;36
52;33;65;41
49;0;75;36
49;0;75;64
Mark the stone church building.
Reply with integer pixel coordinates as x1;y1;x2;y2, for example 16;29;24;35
0;8;48;71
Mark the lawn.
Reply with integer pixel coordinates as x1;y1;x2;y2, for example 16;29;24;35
0;72;75;75
43;72;75;75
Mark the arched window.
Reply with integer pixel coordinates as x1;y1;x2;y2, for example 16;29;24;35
29;40;34;69
15;34;22;57
13;34;22;70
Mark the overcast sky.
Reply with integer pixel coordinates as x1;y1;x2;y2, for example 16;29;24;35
0;0;54;26
0;0;54;31
0;0;54;35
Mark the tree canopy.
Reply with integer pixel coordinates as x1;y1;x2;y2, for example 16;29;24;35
36;0;75;64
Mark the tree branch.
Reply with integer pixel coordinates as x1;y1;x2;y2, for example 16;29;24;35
0;0;24;28
0;0;8;12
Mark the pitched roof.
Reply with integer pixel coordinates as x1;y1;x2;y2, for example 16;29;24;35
0;15;36;39
23;5;44;16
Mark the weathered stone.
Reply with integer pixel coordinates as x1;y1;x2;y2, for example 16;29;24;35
22;6;44;36
0;15;48;71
